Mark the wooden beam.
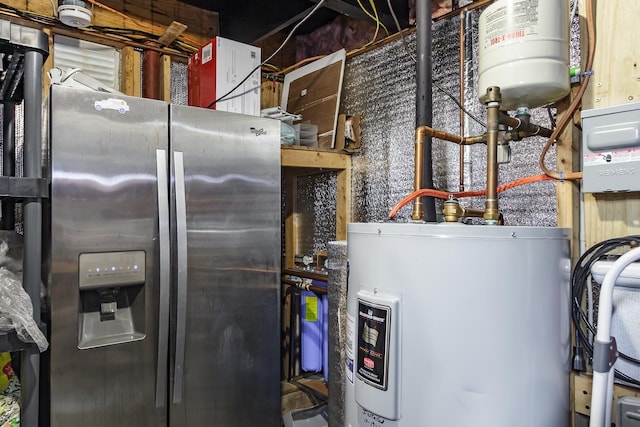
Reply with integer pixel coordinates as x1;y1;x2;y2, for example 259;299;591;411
157;21;187;47
281;147;350;169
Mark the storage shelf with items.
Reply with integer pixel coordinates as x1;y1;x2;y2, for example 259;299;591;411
0;18;50;427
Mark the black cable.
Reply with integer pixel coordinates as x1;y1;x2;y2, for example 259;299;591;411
206;0;326;109
571;236;640;387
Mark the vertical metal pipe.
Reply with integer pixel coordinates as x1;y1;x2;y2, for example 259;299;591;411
458;14;465;192
484;86;501;225
2;103;16;229
143;48;160;100
416;0;436;222
412;129;424;221
21;49;43;427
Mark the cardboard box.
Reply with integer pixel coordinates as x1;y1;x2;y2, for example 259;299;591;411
188;37;261;116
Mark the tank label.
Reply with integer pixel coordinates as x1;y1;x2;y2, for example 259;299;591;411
483;0;540;48
346;313;355;383
356;300;390;390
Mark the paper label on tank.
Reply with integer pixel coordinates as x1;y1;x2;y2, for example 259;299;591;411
346;313;355;383
483;0;540;48
356;301;390;390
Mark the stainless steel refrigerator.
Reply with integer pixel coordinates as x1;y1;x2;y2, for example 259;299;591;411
43;85;281;426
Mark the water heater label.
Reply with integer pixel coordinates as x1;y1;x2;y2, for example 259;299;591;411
346;313;355;383
356;300;390;390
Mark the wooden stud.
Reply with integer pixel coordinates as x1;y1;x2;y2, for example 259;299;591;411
160;54;171;102
580;0;640;247
336;164;351;241
555;90;581;266
284;169;299;270
122;46;141;97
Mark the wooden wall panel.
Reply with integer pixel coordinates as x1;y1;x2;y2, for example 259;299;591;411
580;0;640;247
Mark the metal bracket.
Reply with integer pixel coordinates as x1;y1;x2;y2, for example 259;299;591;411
0;177;49;200
593;337;618;373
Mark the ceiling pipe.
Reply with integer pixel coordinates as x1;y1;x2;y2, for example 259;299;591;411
415;0;436;222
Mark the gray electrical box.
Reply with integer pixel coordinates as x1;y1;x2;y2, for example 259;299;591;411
617;397;640;427
582;102;640;193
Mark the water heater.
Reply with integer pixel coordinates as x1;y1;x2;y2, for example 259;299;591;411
344;223;571;427
478;0;570;111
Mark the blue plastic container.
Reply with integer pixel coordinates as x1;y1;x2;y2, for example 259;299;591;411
322;294;329;382
301;290;323;372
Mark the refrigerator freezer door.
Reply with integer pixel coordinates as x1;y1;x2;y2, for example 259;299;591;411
48;86;168;426
169;105;281;426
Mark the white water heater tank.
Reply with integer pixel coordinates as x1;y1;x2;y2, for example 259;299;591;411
344;223;571;427
478;0;570;111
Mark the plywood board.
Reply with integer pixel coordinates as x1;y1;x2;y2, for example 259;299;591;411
282;49;346;149
580;0;640;246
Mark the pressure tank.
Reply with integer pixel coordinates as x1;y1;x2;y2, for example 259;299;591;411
478;0;570;111
344;223;571;427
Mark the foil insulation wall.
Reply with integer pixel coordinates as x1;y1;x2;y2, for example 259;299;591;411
327;240;348;427
296;4;583;248
171;61;189;106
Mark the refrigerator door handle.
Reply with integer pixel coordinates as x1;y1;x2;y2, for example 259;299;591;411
172;150;188;404
155;149;170;408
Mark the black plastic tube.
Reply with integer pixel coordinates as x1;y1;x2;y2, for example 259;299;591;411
416;0;436;221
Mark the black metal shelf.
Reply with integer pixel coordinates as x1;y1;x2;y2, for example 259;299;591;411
1;18;49;427
0;330;36;352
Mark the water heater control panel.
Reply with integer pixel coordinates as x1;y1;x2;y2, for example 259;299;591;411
582;102;640;193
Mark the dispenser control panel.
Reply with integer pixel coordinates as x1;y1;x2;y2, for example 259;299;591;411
79;251;146;290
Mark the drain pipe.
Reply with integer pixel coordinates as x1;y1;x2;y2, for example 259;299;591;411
415;0;436;222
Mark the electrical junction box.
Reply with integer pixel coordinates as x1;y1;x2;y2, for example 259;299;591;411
188;36;261;116
582;102;640;193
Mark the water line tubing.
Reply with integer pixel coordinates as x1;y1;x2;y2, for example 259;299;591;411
389;174;554;218
539;0;595;181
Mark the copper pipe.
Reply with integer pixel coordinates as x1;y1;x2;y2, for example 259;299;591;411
499;113;553;138
282;268;328;282
143;45;160;100
282;278;327;295
458;13;465;192
412;127;425;221
484;87;501;224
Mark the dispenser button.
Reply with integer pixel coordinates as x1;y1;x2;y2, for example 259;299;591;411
101;301;117;315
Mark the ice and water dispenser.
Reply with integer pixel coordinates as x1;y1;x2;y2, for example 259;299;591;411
77;250;146;349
